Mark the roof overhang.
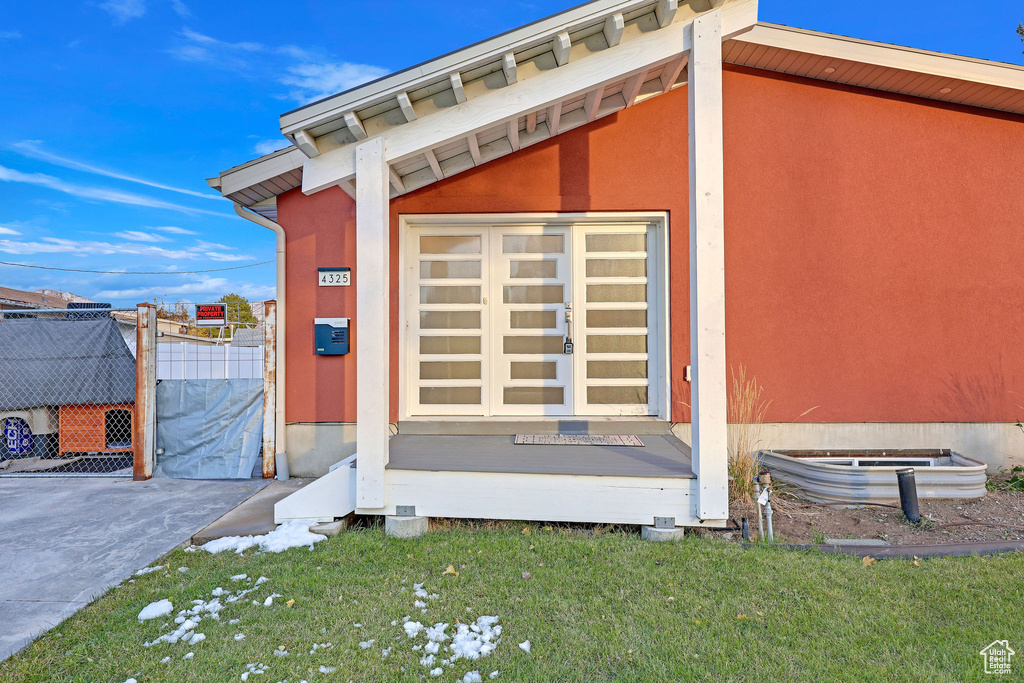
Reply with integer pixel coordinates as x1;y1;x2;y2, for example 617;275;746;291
208;0;1024;212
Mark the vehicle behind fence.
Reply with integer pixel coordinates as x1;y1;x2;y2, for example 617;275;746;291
0;305;272;477
0;308;138;475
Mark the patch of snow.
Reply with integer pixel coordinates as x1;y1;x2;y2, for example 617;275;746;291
188;632;206;645
404;621;425;638
420;654;436;667
138;599;173;621
424;641;440;655
414;600;427;608
202;520;327;555
264;593;282;607
382;647;392;658
235;634;246;641
490;672;500;680
160;656;171;664
425;623;449;642
518;640;531;653
318;666;336;674
359;639;376;649
183;652;194;660
178;567;190;573
134;564;166;576
463;672;483;683
231;574;248;581
229;618;241;625
449;617;501;662
123;678;137;683
273;649;289;657
429;667;443;677
211;587;226;597
255;576;269;586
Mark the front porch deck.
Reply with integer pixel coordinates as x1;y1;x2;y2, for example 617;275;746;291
386;434;695;478
356;433;714;527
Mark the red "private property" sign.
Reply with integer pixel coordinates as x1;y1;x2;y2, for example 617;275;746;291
195;303;226;327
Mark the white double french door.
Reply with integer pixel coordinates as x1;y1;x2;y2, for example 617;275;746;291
405;218;663;418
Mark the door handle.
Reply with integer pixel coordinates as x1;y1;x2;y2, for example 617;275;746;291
564;302;574;354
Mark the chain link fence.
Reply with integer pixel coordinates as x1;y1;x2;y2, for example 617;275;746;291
0;307;137;476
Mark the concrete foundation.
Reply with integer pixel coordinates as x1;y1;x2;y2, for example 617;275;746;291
385;515;429;539
311;519;349;537
284;422;357;477
641;526;687;542
672;422;1024;471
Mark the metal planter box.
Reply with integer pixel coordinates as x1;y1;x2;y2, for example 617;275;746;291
760;449;987;503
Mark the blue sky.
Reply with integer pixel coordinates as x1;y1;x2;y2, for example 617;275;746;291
1;1;1021;309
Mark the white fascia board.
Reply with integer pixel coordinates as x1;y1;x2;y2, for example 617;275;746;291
220;147;306;198
302;0;758;195
738;23;1024;93
280;0;676;136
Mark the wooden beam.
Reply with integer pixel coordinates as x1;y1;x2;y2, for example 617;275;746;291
622;68;650;107
525;111;537;135
508;118;520;151
466;133;481;165
450;72;467;104
603;13;624;48
688;10;728;522
293;129;320;158
300;0;760;194
338;178;356;199
423;149;444;181
355;136;389;509
547;101;562;136
656;0;678;28
584;85;606;122
502;53;518;85
552;31;571;67
344;111;367;140
660;53;688;91
396;92;417;122
388;166;406;194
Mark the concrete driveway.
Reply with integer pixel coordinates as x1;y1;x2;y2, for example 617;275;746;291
0;476;269;661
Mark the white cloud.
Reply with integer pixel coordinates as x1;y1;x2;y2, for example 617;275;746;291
99;0;146;24
169;28;389;104
0;164;230;217
0;226;21;236
169;0;191;18
0;30;22;40
94;277;274;302
281;62;389;103
151;225;197;235
9;140;220;201
253;139;289;156
0;236;250;262
110;230;172;242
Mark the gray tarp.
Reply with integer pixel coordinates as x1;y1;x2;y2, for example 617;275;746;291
0;318;135;411
154;379;263;479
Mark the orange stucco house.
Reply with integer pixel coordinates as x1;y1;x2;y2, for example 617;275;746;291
208;0;1024;529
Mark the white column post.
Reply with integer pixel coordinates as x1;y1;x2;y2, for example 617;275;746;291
688;9;729;521
355;136;390;508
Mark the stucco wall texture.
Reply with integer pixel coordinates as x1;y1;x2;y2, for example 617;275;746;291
277;66;1024;426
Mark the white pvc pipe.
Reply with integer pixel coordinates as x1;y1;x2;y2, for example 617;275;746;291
233;203;287;461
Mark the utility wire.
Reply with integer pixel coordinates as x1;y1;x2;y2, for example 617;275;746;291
0;260;274;275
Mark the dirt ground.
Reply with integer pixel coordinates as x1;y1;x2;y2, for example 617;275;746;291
724;490;1024;545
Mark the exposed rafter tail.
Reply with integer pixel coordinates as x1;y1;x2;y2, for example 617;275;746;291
603;13;624;47
553;31;571;66
397;92;417;122
655;0;678;28
343;111;367;140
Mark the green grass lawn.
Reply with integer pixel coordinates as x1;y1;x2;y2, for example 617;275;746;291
2;524;1022;682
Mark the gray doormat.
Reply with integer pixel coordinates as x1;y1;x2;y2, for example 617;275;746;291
514;434;644;446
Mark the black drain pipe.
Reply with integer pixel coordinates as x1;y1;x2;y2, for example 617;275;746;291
896;468;921;524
